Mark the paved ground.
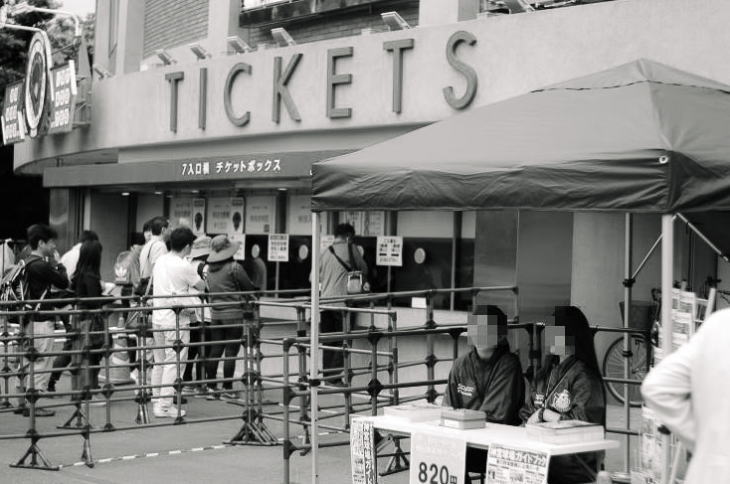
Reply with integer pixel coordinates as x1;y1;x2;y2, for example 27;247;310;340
0;374;642;484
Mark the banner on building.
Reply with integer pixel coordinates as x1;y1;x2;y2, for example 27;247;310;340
376;236;403;267
192;198;206;235
48;61;77;134
485;443;549;484
1;81;26;145
268;234;289;262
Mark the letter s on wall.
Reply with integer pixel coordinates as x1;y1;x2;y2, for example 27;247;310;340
443;31;478;110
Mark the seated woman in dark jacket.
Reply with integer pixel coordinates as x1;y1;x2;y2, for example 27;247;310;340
520;306;606;484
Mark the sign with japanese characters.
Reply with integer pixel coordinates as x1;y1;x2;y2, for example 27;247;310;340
376;236;403;267
180;158;281;179
230;197;245;234
268;234;289;262
48;61;77;134
207;197;233;234
339;211;386;237
485;444;549;484
170;197;194;229
287;194;312;235
192;198;206;235
1;81;26;145
246;195;276;234
230;233;246;261
409;431;466;484
351;418;378;484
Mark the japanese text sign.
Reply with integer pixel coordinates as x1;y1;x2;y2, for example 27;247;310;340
268;234;289;262
48;61;77;134
409;431;466;484
1;81;26;145
485;443;549;484
351;418;377;484
376;236;403;267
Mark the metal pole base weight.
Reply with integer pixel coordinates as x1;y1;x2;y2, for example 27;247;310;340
10;436;59;471
225;411;279;446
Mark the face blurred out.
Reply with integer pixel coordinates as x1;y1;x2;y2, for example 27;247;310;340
467;314;505;351
545;326;575;357
38;239;57;258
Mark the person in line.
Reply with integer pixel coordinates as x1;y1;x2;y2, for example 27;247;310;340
443;305;524;476
151;227;205;418
47;231;100;392
20;224;69;417
182;235;212;395
520;306;606;484
59;231;99;284
641;309;730;484
205;235;257;400
69;240;107;400
318;223;369;385
139;217;169;287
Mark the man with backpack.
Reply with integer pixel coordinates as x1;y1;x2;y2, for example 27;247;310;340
318;223;369;385
21;224;69;417
138;217;169;292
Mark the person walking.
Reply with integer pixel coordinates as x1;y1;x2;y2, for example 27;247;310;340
20;224;69;417
641;308;730;484
318;223;369;384
151;227;205;418
205;235;257;400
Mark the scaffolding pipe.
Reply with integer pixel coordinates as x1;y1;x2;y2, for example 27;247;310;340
660;214;674;484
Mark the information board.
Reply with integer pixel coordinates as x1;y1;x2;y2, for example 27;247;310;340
230;233;246;261
170;197;193;229
246;195;276;234
485;443;549;484
409;431;466;484
1;81;26;145
350;418;378;484
192;198;206;236
207;197;232;234
376;236;403;267
268;234;289;262
48;61;77;134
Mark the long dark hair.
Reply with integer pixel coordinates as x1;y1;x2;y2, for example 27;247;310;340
72;240;102;288
552;306;602;377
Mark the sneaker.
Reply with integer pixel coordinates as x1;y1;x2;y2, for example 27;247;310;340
23;407;55;417
181;385;197;396
197;386;215;399
205;387;220;401
220;391;240;401
153;407;186;418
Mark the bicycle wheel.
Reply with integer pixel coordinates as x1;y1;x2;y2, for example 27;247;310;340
602;335;649;407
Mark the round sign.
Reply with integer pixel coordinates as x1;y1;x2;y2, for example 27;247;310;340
298;244;309;261
24;32;52;137
414;247;426;264
251;244;260;259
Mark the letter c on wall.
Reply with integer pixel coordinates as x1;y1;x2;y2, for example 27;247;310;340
443;31;478;110
224;62;252;127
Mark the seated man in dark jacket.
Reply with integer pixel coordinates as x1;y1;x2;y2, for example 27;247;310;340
443;305;525;474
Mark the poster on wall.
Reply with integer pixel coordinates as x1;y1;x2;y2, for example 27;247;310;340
339;211;385;237
350;418;377;484
170;197;193;229
376;236;403;267
230;233;246;261
287;194;312;235
409;431;466;484
207;197;232;234
230;197;245;234
268;234;289;262
485;443;549;484
192;198;206;235
246;195;276;234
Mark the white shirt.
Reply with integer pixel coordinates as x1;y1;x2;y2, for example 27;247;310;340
152;252;202;327
60;243;81;282
641;309;730;484
139;236;167;279
1;242;14;273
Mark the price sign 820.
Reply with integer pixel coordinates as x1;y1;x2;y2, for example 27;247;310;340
417;462;456;484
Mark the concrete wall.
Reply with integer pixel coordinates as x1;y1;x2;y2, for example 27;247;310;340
143;0;209;57
87;192;130;281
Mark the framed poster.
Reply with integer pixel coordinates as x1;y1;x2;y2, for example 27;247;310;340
170;197;193;229
230;197;245;234
192;198;206;235
207;197;232;234
246;195;276;234
268;234;289;262
287;194;312;235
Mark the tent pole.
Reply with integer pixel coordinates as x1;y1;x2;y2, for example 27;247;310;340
676;213;730;263
311;211;321;484
622;213;632;474
660;214;674;484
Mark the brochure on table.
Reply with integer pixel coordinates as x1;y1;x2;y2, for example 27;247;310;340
485;443;549;484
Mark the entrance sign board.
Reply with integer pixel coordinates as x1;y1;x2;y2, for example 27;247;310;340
485;443;549;484
376;236;403;267
409;431;466;484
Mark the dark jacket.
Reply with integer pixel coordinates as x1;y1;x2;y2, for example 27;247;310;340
24;255;69;321
206;259;257;321
520;356;606;484
73;272;102;310
443;344;525;426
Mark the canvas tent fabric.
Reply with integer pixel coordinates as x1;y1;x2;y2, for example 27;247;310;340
312;59;730;214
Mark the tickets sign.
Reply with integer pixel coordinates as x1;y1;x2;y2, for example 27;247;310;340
1;81;26;144
268;233;289;262
48;61;77;134
376;236;403;267
409;431;466;484
485;444;549;484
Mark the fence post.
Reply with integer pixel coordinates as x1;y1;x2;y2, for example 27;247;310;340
424;292;437;403
135;302;151;425
172;307;185;424
0;309;11;409
296;307;311;449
